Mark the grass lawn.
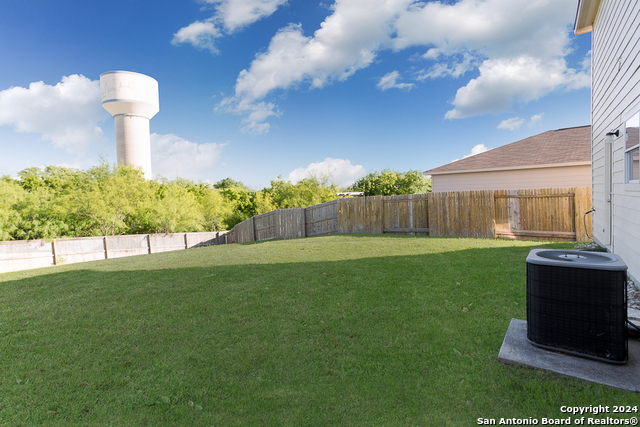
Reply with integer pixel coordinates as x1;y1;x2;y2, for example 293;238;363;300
0;235;637;426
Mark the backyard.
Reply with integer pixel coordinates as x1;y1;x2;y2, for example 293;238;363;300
0;235;636;426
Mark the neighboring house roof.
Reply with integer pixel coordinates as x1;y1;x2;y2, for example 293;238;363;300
424;125;591;176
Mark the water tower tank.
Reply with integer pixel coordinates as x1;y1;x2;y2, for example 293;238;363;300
100;71;159;180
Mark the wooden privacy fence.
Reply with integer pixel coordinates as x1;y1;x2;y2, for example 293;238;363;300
0;187;592;273
493;187;592;241
233;209;307;243
428;190;494;238
231;187;592;244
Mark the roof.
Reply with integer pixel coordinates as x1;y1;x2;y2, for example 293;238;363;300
424;125;591;175
574;0;601;35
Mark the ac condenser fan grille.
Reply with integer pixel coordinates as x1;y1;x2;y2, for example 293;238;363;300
526;249;628;364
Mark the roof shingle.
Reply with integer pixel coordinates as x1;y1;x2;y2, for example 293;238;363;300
424;125;591;175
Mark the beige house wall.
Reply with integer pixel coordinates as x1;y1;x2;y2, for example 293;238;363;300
431;164;592;192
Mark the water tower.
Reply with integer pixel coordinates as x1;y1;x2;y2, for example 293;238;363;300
100;71;159;179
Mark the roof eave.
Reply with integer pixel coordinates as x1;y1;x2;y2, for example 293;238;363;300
424;161;591;176
574;0;602;35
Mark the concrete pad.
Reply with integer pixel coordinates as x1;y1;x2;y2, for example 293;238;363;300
498;318;640;392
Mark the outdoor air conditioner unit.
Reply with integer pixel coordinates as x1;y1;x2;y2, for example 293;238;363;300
526;249;628;364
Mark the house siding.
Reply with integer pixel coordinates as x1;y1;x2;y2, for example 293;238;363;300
431;165;591;192
590;0;640;282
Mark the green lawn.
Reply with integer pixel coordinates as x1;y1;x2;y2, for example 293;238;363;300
0;235;636;426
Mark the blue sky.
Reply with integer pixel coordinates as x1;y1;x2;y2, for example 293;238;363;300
0;0;592;189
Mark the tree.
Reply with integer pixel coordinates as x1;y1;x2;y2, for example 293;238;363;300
349;170;431;196
140;184;204;234
11;186;71;240
196;188;230;232
213;177;247;190
7;164;257;238
10;167;91;239
70;164;152;236
266;175;338;209
0;177;25;240
17;166;88;192
219;186;274;229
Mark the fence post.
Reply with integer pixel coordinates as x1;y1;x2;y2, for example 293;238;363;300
427;192;437;237
302;208;307;238
380;195;385;235
408;194;414;235
251;216;256;242
52;239;58;265
489;190;496;238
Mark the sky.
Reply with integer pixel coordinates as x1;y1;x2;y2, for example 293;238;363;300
0;0;592;189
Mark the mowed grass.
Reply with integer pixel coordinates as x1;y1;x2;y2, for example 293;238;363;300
0;235;636;426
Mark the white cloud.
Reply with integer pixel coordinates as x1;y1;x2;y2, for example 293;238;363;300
215;0;288;32
529;113;544;126
287;158;365;187
0;75;107;154
417;52;477;80
581;50;592;70
498;117;525;131
219;0;407;129
452;144;489;162
566;50;592;90
465;143;489;158
453;143;490;162
394;0;574;57
227;0;395;102
444;56;587;119
171;20;221;54
498;113;545;130
216;0;588;131
173;0;288;53
377;71;414;91
422;48;441;60
151;133;227;180
216;97;280;134
398;0;587;120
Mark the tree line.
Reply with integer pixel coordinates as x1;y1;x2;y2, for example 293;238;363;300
0;163;430;241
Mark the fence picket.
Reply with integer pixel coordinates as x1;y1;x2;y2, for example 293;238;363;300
2;187;594;274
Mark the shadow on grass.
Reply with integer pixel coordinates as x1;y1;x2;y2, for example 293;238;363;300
1;239;632;427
